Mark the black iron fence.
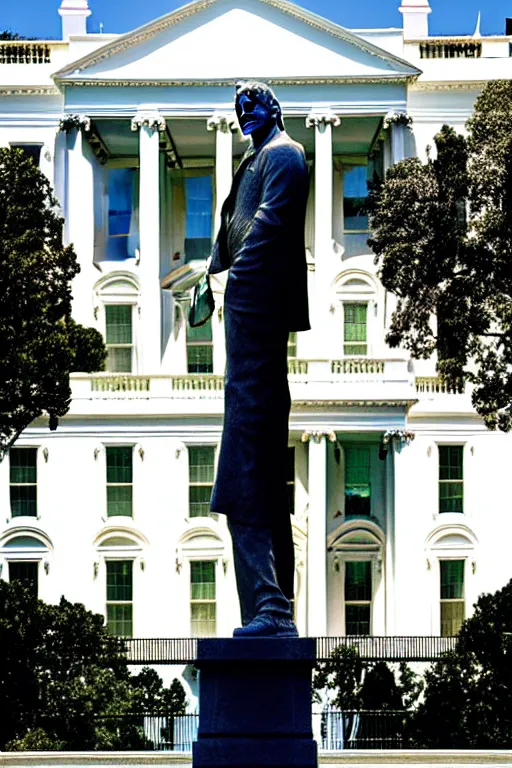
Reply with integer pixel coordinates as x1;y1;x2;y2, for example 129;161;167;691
93;710;412;751
316;709;411;751
119;636;457;665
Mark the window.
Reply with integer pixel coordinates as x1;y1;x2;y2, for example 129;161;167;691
287;332;297;359
10;448;37;518
343;165;369;232
287;446;295;515
439;446;463;513
106;447;133;517
345;561;372;635
185;176;213;262
343;303;367;356
105;305;133;373
106;560;133;636
345;446;371;517
189;446;215;518
10;144;42;166
107;168;138;260
9;561;38;598
187;317;213;374
190;560;216;637
440;560;465;636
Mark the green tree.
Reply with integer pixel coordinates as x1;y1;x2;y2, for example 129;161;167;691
0;580;187;751
368;80;512;431
410;578;512;748
0;147;106;457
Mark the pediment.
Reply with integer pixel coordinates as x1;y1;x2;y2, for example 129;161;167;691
54;0;420;84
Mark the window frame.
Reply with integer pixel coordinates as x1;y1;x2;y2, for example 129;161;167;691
342;302;368;357
105;445;134;519
9;142;43;168
105;303;135;374
343;558;373;636
342;163;370;235
439;558;466;637
8;560;39;598
105;558;134;637
188;445;217;519
438;444;464;514
344;444;372;518
9;447;38;519
186;312;214;374
189;558;217;638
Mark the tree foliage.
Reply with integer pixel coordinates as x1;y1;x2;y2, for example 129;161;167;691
410;578;512;748
0;580;187;750
312;646;423;711
0;147;106;456
368;80;512;430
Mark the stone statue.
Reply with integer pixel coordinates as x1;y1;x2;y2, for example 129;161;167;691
209;81;310;637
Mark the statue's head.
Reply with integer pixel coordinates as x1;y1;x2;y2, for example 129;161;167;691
235;80;284;138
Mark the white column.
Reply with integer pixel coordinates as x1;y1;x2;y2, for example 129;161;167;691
66;121;95;328
305;111;340;359
386;112;408;165
207;113;236;236
131;112;165;373
304;429;332;637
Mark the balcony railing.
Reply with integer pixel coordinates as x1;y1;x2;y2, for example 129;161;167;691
332;359;385;376
419;39;482;59
119;636;457;665
415;376;466;395
0;42;51;64
91;375;151;394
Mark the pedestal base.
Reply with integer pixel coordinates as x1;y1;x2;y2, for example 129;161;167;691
192;638;317;768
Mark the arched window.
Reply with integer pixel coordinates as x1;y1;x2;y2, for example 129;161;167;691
426;525;478;637
178;527;227;638
328;521;385;636
0;528;53;599
334;272;378;358
94;526;148;637
94;273;140;373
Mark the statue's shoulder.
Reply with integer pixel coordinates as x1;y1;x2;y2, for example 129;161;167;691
262;131;306;165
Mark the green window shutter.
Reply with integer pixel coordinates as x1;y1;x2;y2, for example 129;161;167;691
344;303;367;356
9;448;37;517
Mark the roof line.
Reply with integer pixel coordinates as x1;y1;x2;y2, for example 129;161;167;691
53;0;421;81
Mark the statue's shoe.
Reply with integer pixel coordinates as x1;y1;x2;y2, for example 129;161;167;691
233;614;299;638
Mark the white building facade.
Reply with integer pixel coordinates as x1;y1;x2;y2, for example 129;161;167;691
1;0;511;654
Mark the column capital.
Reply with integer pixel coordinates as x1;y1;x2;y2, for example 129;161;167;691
59;113;91;133
305;111;340;129
207;112;237;134
131;111;166;133
301;429;337;444
383;110;413;130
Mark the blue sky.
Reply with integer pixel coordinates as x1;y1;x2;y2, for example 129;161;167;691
1;0;509;40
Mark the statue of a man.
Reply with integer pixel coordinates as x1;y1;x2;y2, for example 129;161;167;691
209;81;310;637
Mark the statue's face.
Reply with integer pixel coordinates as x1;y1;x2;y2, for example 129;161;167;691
235;92;273;136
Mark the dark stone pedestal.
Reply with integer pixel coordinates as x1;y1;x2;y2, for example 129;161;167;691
192;638;317;768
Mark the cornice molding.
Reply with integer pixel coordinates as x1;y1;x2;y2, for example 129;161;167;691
61;74;415;88
52;0;421;81
292;400;417;409
0;85;60;96
411;80;487;92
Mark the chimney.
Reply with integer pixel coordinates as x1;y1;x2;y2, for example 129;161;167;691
399;0;432;39
59;0;91;40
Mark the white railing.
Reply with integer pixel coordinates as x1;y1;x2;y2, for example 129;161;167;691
331;359;385;376
91;375;151;394
416;376;465;395
288;359;309;375
171;375;224;395
0;42;52;64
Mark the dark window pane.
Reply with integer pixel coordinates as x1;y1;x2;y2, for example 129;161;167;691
10;486;37;517
10;448;37;484
189;486;213;517
439;482;463;513
9;561;38;598
107;486;133;517
185;176;213;239
106;561;133;601
345;561;372;601
10;144;42;165
191;561;215;591
345;446;371;516
346;604;370;635
106;447;133;483
187;345;213;373
189;446;215;483
343;166;369;231
439;446;463;480
187;317;212;343
107;604;133;637
440;560;464;599
106;305;132;344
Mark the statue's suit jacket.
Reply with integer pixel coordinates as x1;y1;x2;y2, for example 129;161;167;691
209;126;310;529
209;126;310;332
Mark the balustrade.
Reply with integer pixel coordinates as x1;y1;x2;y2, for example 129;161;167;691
90;375;151;393
331;359;386;376
0;42;51;64
416;376;465;395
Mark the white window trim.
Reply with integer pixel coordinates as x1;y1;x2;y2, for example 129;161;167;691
7;446;41;522
94;273;141;375
102;443;137;522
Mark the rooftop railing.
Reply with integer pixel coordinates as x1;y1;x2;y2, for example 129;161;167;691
0;42;52;64
119;635;457;665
